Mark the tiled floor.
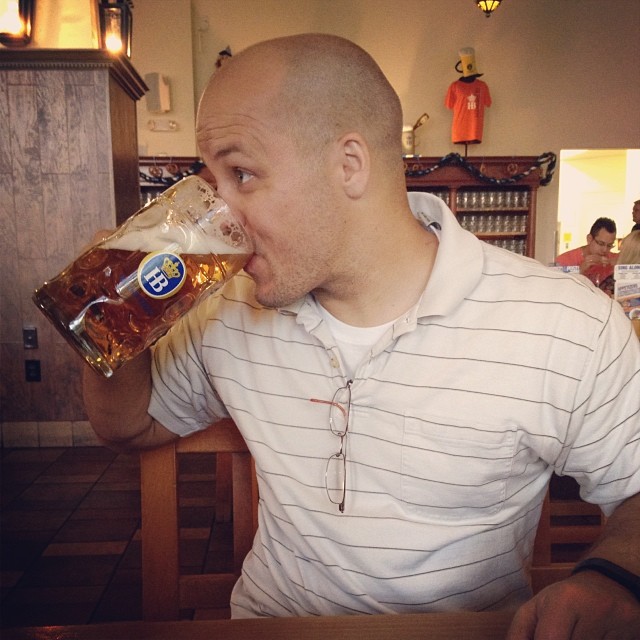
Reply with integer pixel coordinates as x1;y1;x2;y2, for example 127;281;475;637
0;446;230;630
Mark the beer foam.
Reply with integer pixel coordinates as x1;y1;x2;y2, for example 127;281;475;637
103;226;249;254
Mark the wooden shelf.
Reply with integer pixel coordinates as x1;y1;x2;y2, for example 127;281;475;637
404;155;552;258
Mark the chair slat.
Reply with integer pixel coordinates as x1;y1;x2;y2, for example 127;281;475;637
141;421;257;620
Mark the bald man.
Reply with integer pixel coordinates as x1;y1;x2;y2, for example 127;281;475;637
84;34;640;638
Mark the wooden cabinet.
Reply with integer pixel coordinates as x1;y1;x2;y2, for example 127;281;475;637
139;156;204;206
404;154;556;258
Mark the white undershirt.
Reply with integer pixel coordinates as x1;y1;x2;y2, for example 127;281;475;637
315;223;440;378
316;303;397;378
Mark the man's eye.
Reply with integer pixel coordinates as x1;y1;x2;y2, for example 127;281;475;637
233;168;253;184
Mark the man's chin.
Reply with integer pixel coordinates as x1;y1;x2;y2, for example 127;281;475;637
253;283;301;310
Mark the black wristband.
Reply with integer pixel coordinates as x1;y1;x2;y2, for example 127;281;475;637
572;557;640;602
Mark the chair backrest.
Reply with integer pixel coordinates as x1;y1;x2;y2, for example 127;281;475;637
142;435;606;610
140;419;258;620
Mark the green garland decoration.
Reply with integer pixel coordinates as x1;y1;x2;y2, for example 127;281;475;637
405;152;557;186
140;153;558;188
139;160;206;186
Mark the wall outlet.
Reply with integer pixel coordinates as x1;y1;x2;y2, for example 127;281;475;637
25;359;41;382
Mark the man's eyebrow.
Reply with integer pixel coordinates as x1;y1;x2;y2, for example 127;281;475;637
212;144;243;161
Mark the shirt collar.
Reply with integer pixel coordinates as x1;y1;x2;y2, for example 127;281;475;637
279;191;484;321
408;191;484;317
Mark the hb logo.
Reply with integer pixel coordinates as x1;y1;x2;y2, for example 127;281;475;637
137;251;187;299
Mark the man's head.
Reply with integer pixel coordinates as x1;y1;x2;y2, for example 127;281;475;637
198;34;402;164
586;217;617;256
632;199;640;225
195;34;405;308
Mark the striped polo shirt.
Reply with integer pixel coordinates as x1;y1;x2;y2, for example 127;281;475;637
149;192;640;618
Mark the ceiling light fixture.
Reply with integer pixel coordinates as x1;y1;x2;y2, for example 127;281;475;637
477;0;502;18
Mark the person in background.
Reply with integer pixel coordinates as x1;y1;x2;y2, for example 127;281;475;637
618;230;640;264
555;217;618;289
615;230;640;317
631;199;640;232
83;34;640;640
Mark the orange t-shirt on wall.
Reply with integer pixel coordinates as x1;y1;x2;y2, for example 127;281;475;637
445;79;492;144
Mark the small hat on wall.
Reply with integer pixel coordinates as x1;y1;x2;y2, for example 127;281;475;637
455;47;483;77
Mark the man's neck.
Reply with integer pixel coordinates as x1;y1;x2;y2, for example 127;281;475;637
313;219;439;327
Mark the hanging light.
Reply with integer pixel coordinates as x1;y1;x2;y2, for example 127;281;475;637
0;0;35;47
477;0;502;18
99;0;133;57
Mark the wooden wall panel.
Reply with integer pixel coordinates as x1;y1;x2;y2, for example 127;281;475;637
10;85;46;264
0;51;146;433
42;173;74;273
94;71;112;175
66;84;100;176
36;70;70;175
0;174;19;341
0;70;10;173
110;77;142;224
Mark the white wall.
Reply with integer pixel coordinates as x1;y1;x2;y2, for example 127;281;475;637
132;0;197;157
132;0;640;265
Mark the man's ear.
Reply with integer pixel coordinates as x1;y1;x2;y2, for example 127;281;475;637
338;133;370;199
586;234;593;244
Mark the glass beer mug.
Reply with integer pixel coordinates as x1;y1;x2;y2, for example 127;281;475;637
33;176;253;378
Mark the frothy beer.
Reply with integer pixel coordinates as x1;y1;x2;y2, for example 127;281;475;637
33;176;253;377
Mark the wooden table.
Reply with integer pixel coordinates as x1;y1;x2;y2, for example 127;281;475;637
3;611;515;639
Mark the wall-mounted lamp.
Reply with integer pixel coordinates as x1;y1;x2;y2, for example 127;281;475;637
0;0;35;47
477;0;502;18
99;0;133;57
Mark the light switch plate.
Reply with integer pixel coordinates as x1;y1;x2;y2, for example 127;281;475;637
23;326;38;349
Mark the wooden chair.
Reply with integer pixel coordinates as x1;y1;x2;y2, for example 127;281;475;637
530;477;606;593
140;419;258;620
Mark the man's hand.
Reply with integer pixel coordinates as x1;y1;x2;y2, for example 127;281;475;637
580;254;612;274
506;571;640;640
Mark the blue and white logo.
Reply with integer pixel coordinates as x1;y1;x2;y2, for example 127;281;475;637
137;251;187;299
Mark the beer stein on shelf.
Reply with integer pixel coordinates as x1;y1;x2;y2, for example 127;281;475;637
518;215;527;232
503;191;514;209
515;191;529;208
33;176;254;378
457;191;470;209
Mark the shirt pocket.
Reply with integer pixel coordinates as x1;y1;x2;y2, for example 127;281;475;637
401;413;516;523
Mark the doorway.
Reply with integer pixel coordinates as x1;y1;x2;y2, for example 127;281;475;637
556;149;640;256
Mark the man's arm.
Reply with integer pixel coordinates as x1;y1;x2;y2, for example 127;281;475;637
83;350;178;451
507;492;640;640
